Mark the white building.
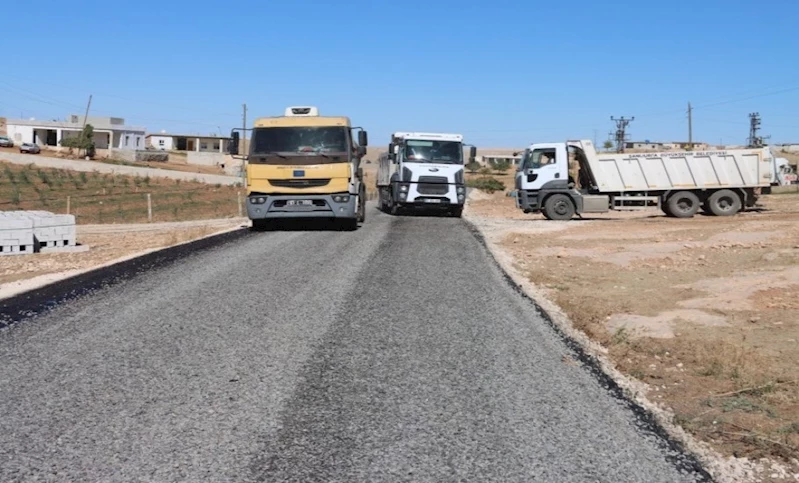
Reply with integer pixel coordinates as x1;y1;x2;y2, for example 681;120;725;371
145;132;231;153
5;115;145;150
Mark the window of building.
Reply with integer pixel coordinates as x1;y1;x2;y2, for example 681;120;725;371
136;137;140;147
200;143;208;150
158;139;165;146
125;135;130;146
213;142;220;150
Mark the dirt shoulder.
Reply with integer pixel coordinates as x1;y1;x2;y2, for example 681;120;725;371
0;218;247;300
465;190;799;482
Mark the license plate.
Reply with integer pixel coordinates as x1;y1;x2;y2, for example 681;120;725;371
286;200;313;206
424;199;442;203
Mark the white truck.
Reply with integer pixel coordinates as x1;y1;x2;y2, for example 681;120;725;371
514;140;785;220
775;156;798;186
377;132;476;217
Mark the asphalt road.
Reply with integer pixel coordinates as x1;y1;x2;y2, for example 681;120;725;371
0;204;709;482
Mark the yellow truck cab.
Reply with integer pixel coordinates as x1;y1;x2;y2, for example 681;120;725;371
229;106;368;230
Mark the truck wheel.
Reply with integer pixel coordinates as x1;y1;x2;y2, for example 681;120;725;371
357;192;366;223
666;191;700;218
543;194;575;221
706;189;742;216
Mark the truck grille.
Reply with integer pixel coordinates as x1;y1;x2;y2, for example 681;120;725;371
417;176;449;195
269;179;330;188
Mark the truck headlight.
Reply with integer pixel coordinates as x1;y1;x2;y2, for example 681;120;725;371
400;185;408;193
250;196;267;204
399;192;407;200
333;195;350;203
458;194;465;202
456;186;465;194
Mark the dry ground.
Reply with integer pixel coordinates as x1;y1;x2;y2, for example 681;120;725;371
0;218;246;297
0;147;227;176
467;183;799;474
1;160;243;224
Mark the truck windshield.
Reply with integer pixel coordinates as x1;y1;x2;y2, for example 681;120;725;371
404;140;463;164
251;127;350;162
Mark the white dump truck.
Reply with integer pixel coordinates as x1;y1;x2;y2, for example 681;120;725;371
377;132;476;217
514;140;784;220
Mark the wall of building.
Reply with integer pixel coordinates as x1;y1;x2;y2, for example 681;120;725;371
6;125;34;144
113;132;145;150
196;137;224;153
147;136;173;150
187;151;225;167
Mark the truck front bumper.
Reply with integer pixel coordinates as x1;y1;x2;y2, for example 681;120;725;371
394;182;465;206
516;190;540;212
247;193;357;219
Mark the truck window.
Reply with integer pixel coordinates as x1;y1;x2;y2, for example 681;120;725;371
528;148;557;169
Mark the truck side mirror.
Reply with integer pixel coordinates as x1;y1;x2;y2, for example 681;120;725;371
228;132;240;155
469;146;477;163
358;130;368;147
388;143;395;162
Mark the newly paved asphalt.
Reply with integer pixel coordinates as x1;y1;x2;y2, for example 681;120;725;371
0;204;709;482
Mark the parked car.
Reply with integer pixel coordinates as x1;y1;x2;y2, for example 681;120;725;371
0;136;14;148
19;142;41;154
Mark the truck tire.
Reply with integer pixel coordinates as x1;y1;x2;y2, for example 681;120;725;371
666;191;700;218
706;189;742;216
543;194;575;221
357;190;366;223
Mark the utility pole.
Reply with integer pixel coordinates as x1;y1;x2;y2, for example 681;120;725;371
687;102;693;150
242;103;247;153
610;116;634;153
241;103;247;183
82;95;92;128
747;112;769;147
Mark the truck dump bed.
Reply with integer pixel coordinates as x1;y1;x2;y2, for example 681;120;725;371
572;141;774;192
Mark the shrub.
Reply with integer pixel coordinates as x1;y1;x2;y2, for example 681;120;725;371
467;177;506;194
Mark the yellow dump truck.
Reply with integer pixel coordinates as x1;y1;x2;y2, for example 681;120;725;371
229;106;368;230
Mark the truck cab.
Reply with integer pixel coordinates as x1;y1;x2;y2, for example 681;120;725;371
377;132;476;217
229;106;368;230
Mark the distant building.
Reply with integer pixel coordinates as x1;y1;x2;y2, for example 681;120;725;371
4;115;145;150
476;148;523;167
145;132;231;153
624;141;710;151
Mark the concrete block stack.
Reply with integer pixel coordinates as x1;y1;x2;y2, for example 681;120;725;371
0;211;77;255
0;213;35;255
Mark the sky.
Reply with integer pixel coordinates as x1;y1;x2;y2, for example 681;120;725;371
1;0;798;148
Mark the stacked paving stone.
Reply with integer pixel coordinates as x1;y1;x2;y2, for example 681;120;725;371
0;211;77;256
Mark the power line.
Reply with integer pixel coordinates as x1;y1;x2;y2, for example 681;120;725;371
1;74;239;119
610;116;634;153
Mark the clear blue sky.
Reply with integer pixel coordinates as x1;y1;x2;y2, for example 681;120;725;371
1;0;798;148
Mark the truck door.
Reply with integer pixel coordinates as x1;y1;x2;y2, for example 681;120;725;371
520;144;567;191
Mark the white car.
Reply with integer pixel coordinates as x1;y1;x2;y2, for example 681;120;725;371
0;136;13;148
19;142;41;154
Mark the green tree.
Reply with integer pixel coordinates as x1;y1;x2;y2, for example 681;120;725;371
492;159;511;174
466;161;481;174
60;124;96;156
602;140;614;151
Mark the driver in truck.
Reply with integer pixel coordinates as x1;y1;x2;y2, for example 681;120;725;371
568;150;582;190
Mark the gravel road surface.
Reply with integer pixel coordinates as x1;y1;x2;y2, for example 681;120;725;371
0;205;708;482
